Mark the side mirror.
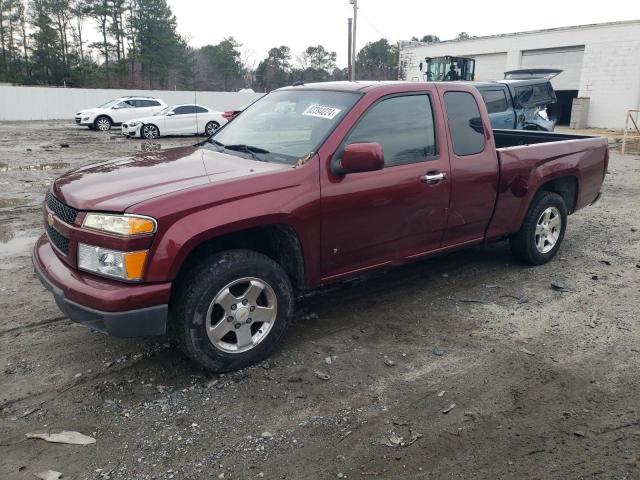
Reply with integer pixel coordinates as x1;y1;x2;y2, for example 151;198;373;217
112;106;120;110
335;142;384;175
167;112;175;116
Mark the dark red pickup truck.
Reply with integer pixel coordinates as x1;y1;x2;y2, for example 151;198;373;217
33;81;608;371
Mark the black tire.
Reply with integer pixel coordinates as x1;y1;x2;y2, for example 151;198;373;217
141;124;160;139
510;191;567;265
171;250;294;372
94;115;112;131
205;121;220;136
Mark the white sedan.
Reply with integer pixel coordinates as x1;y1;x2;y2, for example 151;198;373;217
121;104;227;139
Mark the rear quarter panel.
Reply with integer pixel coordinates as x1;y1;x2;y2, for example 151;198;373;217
486;137;608;239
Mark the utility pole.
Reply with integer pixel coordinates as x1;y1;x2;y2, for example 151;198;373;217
347;18;353;81
349;0;358;81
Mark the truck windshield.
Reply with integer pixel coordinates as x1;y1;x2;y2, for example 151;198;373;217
208;89;361;164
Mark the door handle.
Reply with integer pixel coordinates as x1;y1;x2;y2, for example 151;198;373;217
421;171;446;184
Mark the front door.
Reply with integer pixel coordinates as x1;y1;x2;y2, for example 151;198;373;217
170;106;198;134
320;92;451;280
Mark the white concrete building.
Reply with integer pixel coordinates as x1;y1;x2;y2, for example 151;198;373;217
398;20;640;129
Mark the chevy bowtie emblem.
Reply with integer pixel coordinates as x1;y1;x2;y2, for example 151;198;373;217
47;212;54;228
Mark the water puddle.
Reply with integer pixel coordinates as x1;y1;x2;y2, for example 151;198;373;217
19;162;71;171
0;198;26;208
0;226;39;259
140;142;163;152
0;162;71;172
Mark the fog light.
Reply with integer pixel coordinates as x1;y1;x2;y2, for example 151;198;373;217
78;243;148;281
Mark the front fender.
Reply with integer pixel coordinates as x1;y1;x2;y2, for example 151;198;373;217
136;160;322;283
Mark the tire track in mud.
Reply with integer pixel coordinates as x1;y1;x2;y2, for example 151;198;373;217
0;315;68;336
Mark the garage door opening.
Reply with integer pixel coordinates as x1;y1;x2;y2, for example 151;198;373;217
549;90;578;126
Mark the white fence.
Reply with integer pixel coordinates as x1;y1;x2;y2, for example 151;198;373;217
0;86;265;121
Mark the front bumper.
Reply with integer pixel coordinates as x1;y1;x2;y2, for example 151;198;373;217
121;124;141;137
75;116;94;126
33;235;170;337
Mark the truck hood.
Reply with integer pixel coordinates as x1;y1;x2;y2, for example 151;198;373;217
52;145;289;212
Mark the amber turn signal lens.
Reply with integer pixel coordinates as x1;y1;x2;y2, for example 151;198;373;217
124;250;148;280
128;217;156;235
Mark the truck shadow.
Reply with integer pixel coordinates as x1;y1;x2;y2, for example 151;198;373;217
122;240;520;382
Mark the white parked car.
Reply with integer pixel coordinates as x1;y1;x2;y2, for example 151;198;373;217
74;96;167;131
121;104;227;139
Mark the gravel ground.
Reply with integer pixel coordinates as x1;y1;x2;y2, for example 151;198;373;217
0;122;639;480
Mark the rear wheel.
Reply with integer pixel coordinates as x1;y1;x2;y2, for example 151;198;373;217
171;250;294;372
142;124;160;139
205;121;220;136
510;191;567;265
94;116;112;131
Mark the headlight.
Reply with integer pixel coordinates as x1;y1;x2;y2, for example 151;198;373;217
78;243;148;281
128;121;140;127
83;214;156;236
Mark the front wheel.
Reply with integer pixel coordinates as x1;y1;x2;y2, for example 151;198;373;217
510;191;567;265
94;116;112;131
205;121;220;136
141;124;160;139
171;250;294;372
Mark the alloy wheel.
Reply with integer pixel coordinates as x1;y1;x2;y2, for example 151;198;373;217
96;118;111;131
535;206;561;254
142;125;159;139
206;122;219;136
206;277;278;353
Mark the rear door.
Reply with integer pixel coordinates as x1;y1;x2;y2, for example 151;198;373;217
478;86;516;129
194;106;209;133
122;99;145;121
320;89;452;280
438;86;499;246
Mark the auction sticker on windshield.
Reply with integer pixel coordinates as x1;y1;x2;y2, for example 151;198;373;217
302;105;342;119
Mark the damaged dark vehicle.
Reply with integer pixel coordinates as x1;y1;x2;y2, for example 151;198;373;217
473;69;562;132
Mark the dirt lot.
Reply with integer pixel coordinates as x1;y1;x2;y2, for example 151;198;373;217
1;122;639;480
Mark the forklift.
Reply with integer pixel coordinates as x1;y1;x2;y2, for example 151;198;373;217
419;56;476;81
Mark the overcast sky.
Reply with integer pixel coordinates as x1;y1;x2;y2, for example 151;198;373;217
169;0;640;67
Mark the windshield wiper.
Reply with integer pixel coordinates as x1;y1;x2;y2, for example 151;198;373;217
223;144;270;161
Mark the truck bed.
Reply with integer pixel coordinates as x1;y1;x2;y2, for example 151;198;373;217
493;129;593;149
486;129;608;241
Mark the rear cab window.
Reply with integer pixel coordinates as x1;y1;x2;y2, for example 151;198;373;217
344;94;437;167
443;91;486;156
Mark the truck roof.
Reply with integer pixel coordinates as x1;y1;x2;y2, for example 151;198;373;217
278;81;422;93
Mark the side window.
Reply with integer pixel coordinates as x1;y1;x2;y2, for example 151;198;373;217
194;106;208;113
344;94;437;167
480;89;508;113
174;106;196;115
443;92;485;156
124;100;137;108
147;100;161;107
